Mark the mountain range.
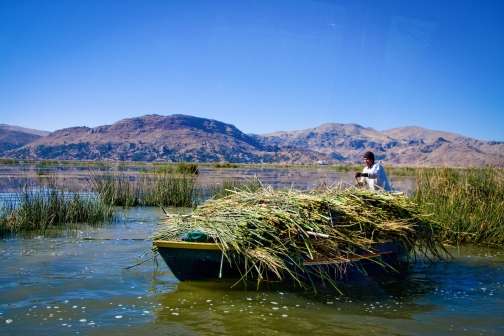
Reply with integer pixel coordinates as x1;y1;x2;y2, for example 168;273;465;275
1;114;503;167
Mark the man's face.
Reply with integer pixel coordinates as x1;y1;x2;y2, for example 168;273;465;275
364;158;374;168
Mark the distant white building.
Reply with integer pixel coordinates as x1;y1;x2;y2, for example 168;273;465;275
317;160;329;166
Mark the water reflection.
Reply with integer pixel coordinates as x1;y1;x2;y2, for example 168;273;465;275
0;164;417;193
0;205;502;335
147;268;437;334
146;248;503;335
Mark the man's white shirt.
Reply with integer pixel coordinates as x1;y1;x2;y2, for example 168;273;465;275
360;163;390;191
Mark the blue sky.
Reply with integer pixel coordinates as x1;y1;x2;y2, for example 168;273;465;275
1;0;503;141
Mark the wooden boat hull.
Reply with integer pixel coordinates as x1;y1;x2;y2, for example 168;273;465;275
154;240;411;282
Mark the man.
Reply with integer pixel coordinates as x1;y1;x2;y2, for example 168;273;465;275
354;151;390;191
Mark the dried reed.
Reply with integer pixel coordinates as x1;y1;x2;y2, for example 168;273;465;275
152;185;447;288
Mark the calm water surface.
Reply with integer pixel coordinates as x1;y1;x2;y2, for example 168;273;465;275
1;206;503;335
0;164;417;193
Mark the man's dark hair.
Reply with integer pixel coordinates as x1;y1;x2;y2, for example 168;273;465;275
363;151;375;160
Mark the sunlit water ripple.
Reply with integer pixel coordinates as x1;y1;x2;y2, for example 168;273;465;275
0;207;503;335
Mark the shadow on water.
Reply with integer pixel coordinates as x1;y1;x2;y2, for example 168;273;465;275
141;246;504;335
143;264;440;336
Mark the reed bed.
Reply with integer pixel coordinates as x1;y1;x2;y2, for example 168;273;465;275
413;166;504;246
89;169;197;207
152;185;447;289
139;173;197;207
89;170;141;207
142;162;199;175
0;185;115;236
212;162;240;168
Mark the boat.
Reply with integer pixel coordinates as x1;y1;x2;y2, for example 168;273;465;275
151;187;443;286
153;239;410;283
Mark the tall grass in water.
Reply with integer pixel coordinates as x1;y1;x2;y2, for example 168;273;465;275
142;162;199;175
175;162;199;175
212;162;239;168
412;167;504;246
89;170;140;207
89;168;197;207
140;173;197;207
0;181;115;236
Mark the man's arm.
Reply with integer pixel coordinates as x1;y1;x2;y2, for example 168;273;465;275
354;170;367;187
365;165;382;179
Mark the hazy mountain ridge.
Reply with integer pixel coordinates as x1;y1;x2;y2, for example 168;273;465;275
257;124;504;167
1;115;327;164
0;124;50;137
1;115;503;167
0;129;44;156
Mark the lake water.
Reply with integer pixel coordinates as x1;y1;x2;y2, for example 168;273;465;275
0;164;501;334
0;164;417;193
1;206;503;335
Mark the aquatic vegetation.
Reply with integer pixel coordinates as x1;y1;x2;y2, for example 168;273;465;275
412;166;504;246
89;168;197;207
139;172;197;207
212;162;239;168
38;160;61;166
0;159;19;165
175;161;199;175
0;183;115;236
143;163;176;174
387;166;416;177
142;162;199;175
89;169;141;207
331;165;355;172
152;185;447;289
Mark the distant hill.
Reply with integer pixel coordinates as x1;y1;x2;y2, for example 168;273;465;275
382;126;504;158
1;116;503;167
256;124;504;167
0;128;45;157
1;114;328;164
0;124;50;137
253;123;396;162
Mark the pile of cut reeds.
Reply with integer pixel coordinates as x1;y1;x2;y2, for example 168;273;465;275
152;185;447;288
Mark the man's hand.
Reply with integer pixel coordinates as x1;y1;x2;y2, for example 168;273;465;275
354;172;368;178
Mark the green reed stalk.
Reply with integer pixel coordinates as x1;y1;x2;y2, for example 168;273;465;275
412;166;504;246
89;169;140;207
139;172;197;207
0;183;115;236
89;169;197;207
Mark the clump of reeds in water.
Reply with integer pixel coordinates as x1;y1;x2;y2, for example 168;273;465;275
413;166;504;246
152;185;447;289
89;170;141;207
212;162;239;168
89;166;197;207
175;162;199;175
139;172;197;207
145;162;199;175
0;181;115;236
